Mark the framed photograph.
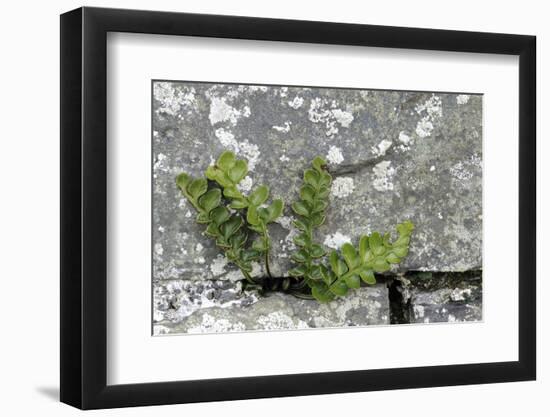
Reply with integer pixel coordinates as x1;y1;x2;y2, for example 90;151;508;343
60;6;536;409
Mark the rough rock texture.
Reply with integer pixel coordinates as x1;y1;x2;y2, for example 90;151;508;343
152;81;482;334
397;271;482;324
154;284;389;335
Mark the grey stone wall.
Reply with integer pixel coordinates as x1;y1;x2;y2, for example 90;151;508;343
152;81;482;335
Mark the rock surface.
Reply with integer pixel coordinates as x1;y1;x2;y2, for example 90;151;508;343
152;81;483;334
397;271;482;324
154;283;389;335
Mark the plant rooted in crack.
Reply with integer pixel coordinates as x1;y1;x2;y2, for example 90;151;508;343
177;151;283;285
176;152;414;303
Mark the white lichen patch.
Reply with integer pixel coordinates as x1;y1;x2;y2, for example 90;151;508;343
326;145;344;165
154;243;164;256
331;109;354;127
208;97;249;126
188;313;246;334
287;96;304;109
450;288;472;301
238;140;261;171
398;131;411;144
226;270;246;282
372;161;396;191
331;177;355;198
257;312;309;331
414;94;442;139
210;255;228;276
308;98;354;137
449;154;481;183
154;82;196;116
413;305;425;319
415;118;434;138
195;243;203;253
153;325;171;335
372;139;393;157
324;232;352;249
279;154;290;162
215;128;237;148
272;122;291;133
237;176;253;193
153;153;168;172
213;129;261;171
456;94;470;105
415;94;442;118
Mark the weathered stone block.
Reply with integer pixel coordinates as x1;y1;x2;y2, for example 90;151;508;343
398;272;482;324
153;82;482;283
153;283;389;335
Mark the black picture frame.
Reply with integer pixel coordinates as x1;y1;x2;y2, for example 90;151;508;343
60;6;536;410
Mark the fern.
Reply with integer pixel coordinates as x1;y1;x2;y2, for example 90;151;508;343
289;158;415;302
176;172;261;284
204;151;283;278
176;152;414;302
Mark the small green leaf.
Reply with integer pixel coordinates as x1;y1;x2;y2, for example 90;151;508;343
205;222;219;237
393;246;409;258
186;178;208;199
216;151;236;171
209;206;230;225
312;156;327;172
196;212;210;224
329;251;339;274
223;186;242;199
369;232;383;250
176;173;191;190
317;186;330;199
265;199;284;222
249;185;269;206
341;243;359;269
198;188;221;213
219;216;242;239
311;199;328;213
310;244;326;258
309;212;326;226
289;264;308;277
359;269;376;285
344;274;361;289
320;265;333;285
395;236;410;246
230;231;247;249
257;207;270;223
230;199;248;209
292;219;309;231
330;280;348;296
359;235;370;261
205;165;218;181
319;172;332;187
299;185;316;203
246;205;260;226
304;169;320;187
292;200;310;216
311;284;335;303
329;252;348;277
397;220;415;235
373;258;390;272
216;236;231;248
241;249;261;262
252;239;267;252
291;249;309;263
228;160;248;183
386;252;401;264
310;265;323;280
293;233;308;247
